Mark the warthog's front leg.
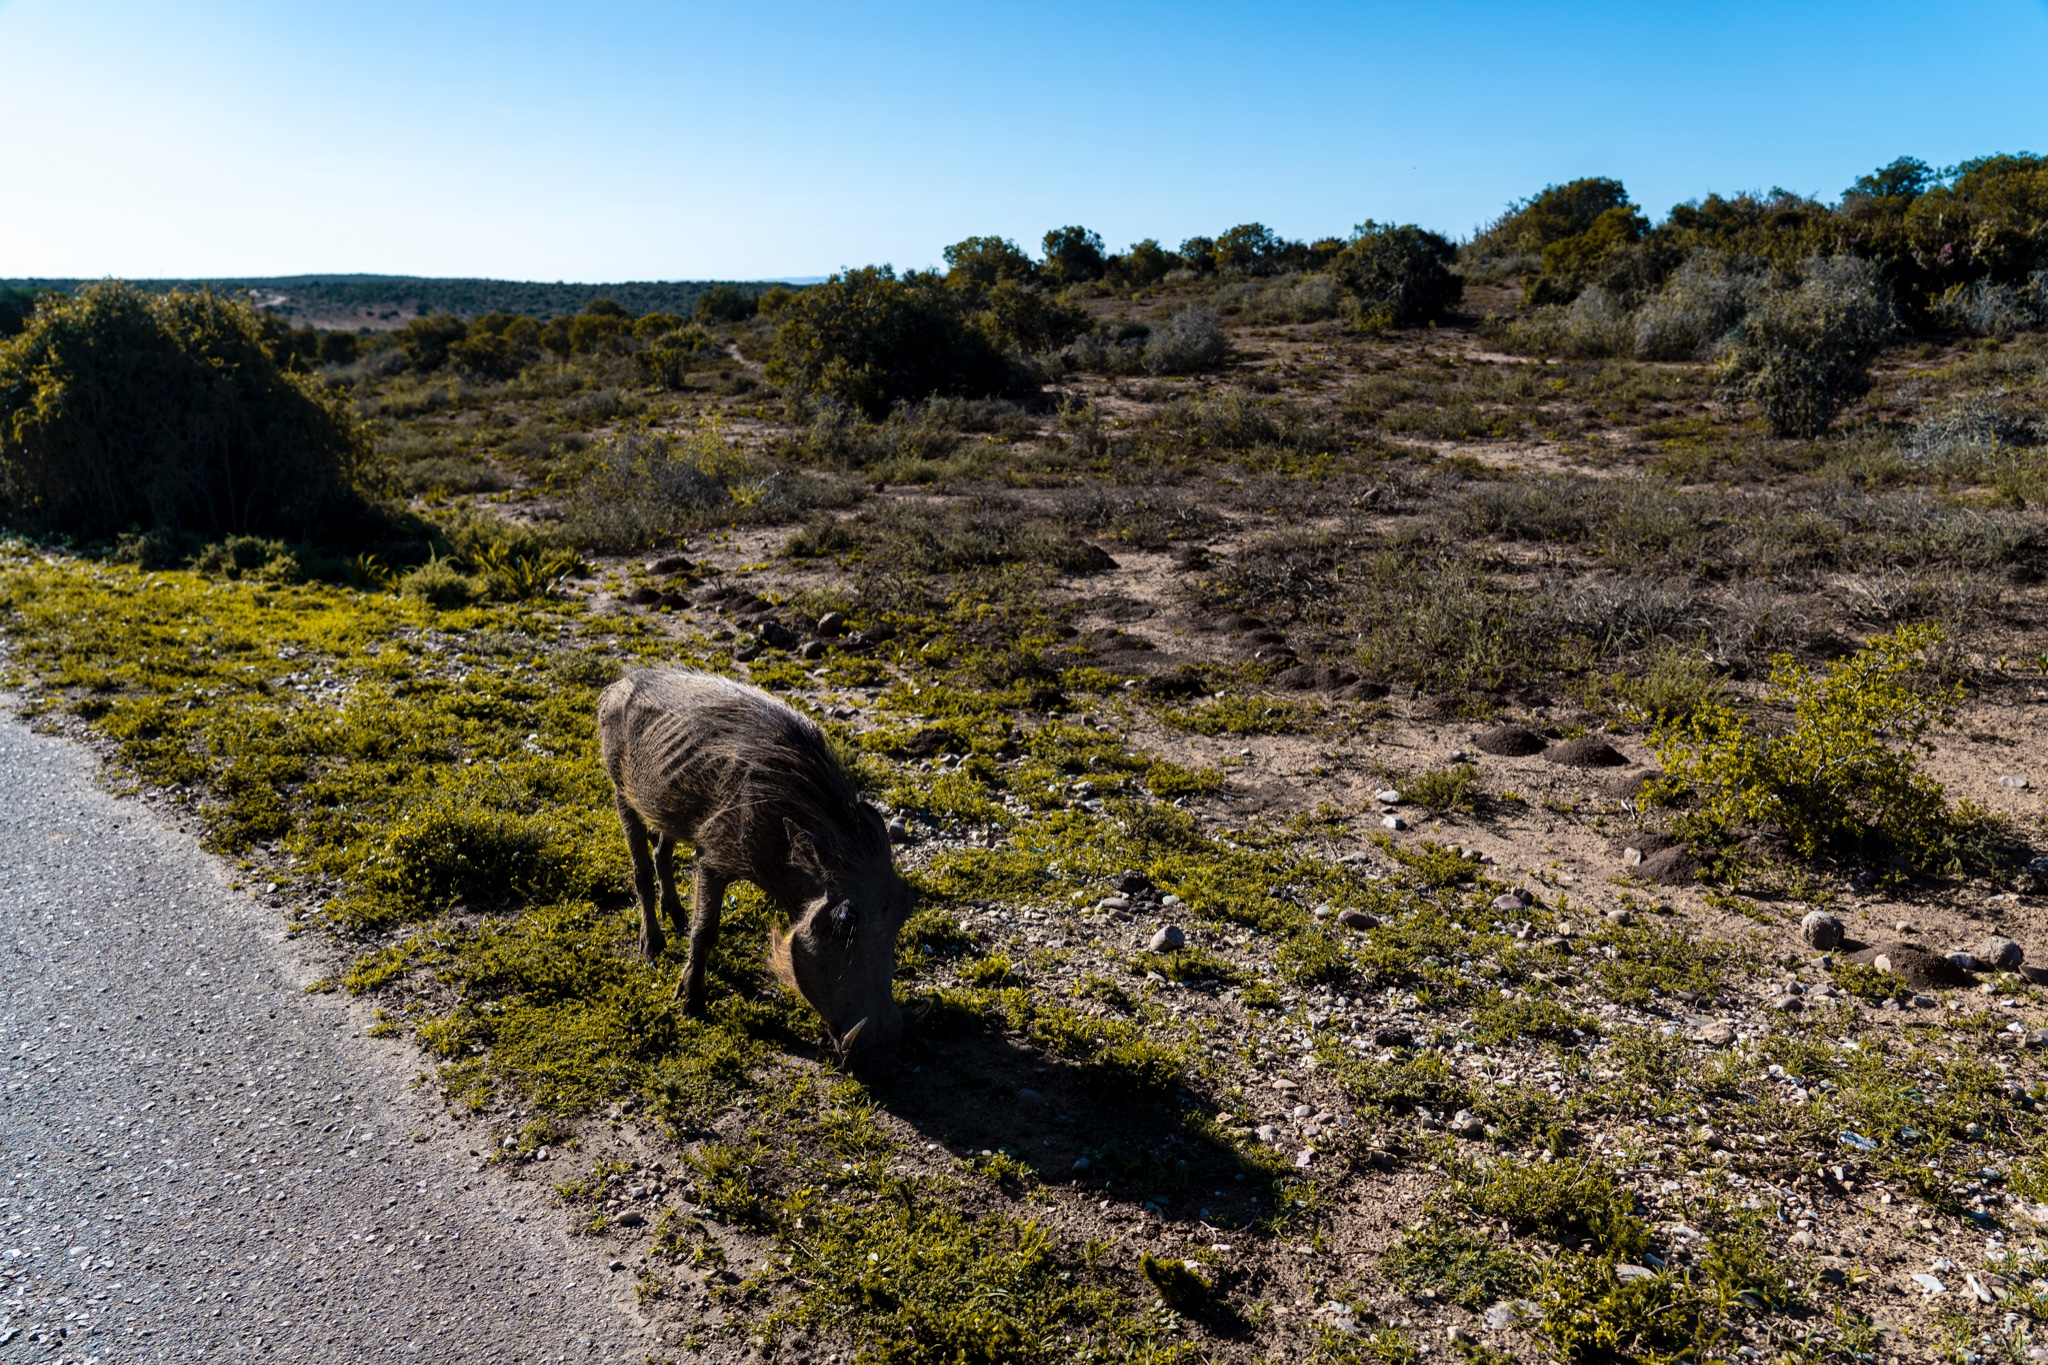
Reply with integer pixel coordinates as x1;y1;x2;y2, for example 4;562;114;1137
651;834;690;945
618;801;665;959
677;865;730;1016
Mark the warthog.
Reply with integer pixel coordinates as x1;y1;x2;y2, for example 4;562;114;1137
597;668;911;1074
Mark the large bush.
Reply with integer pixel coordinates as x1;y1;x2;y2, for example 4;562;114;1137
1331;222;1462;329
0;283;362;539
1720;255;1897;437
768;267;1033;417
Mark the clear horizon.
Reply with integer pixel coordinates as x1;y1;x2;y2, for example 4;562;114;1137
1;0;2043;283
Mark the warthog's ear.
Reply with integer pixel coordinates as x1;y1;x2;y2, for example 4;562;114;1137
784;817;828;879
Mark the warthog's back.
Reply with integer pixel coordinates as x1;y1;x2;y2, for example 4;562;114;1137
597;668;875;871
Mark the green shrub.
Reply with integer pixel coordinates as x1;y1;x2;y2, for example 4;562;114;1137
0;283;362;539
1332;223;1463;329
1380;1223;1531;1309
1403;763;1479;815
1139;1251;1210;1315
1720;256;1897;437
1040;226;1107;286
693;284;759;324
1466;177;1635;278
1649;623;1962;861
766;266;1015;418
400;556;482;609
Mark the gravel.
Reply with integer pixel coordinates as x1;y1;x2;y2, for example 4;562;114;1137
0;709;647;1361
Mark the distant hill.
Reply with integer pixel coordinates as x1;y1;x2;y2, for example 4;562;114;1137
0;274;801;330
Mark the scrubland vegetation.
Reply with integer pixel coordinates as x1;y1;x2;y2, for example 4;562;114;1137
4;154;2048;1364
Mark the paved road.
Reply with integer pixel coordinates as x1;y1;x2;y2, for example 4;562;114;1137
0;710;648;1363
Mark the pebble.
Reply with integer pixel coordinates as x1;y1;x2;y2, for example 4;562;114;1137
1373;789;1402;804
1693;1020;1737;1047
1160;893;1182;907
1912;1273;1946;1296
1272;1078;1300;1092
1770;993;1805;1013
1073;1157;1091;1171
1293;1149;1315;1168
1948;951;1979;972
1449;1111;1485;1136
2023;966;2048;986
1381;815;1406;831
1492;892;1529;912
1801;911;1844;951
1789;1230;1817;1249
1337;909;1379;931
1604;908;1632;926
1116;871;1153;894
2001;776;2031;789
1148;925;1186;953
1895;920;1914;935
1016;1088;1047;1104
1622;847;1644;867
1614;1264;1656;1283
798;640;827;660
1096;895;1132;913
1447;749;1469;762
1291;1103;1314;1118
886;819;909;842
1255;1125;1280;1143
816;611;846;636
1977;936;2025;970
1373;1026;1414;1048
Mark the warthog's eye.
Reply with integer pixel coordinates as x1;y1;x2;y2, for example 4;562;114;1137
827;901;859;944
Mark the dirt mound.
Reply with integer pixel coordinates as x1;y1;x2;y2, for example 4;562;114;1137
1474;725;1548;757
1638;846;1702;886
1271;663;1360;693
1846;943;1974;991
1335;680;1392;703
1546;737;1630;768
1611;830;1676;858
1137;669;1206;699
1602;768;1663;799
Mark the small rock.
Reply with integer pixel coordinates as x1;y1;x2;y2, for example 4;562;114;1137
1977;936;2025;970
886;819;909;843
1096;895;1132;913
759;621;795;648
816;611;846;637
1894;919;1913;935
646;553;693;575
2000;776;2031;789
1373;1026;1414;1048
1483;1300;1535;1332
1016;1088;1047;1104
609;1258;627;1271
2022;965;2048;986
1911;993;1937;1008
1072;1157;1091;1172
1912;1273;1945;1296
1947;952;1978;973
1770;994;1804;1012
1148;925;1186;953
1374;789;1402;804
1801;911;1845;951
616;1210;645;1228
1789;1230;1817;1249
1449;1111;1485;1136
1605;908;1632;926
1447;749;1469;762
1293;1149;1315;1168
1337;909;1380;931
1116;871;1153;894
1492;892;1530;912
1622;847;1644;867
1160;893;1182;907
1638;846;1702;887
1693;1021;1737;1047
1381;815;1406;831
1291;1104;1314;1118
732;643;761;663
1614;1263;1656;1283
1254;1125;1280;1143
1272;1078;1301;1092
798;640;827;660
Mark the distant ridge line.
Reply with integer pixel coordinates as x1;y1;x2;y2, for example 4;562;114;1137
0;275;816;327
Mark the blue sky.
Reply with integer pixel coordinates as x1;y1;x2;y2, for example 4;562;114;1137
1;0;2043;282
